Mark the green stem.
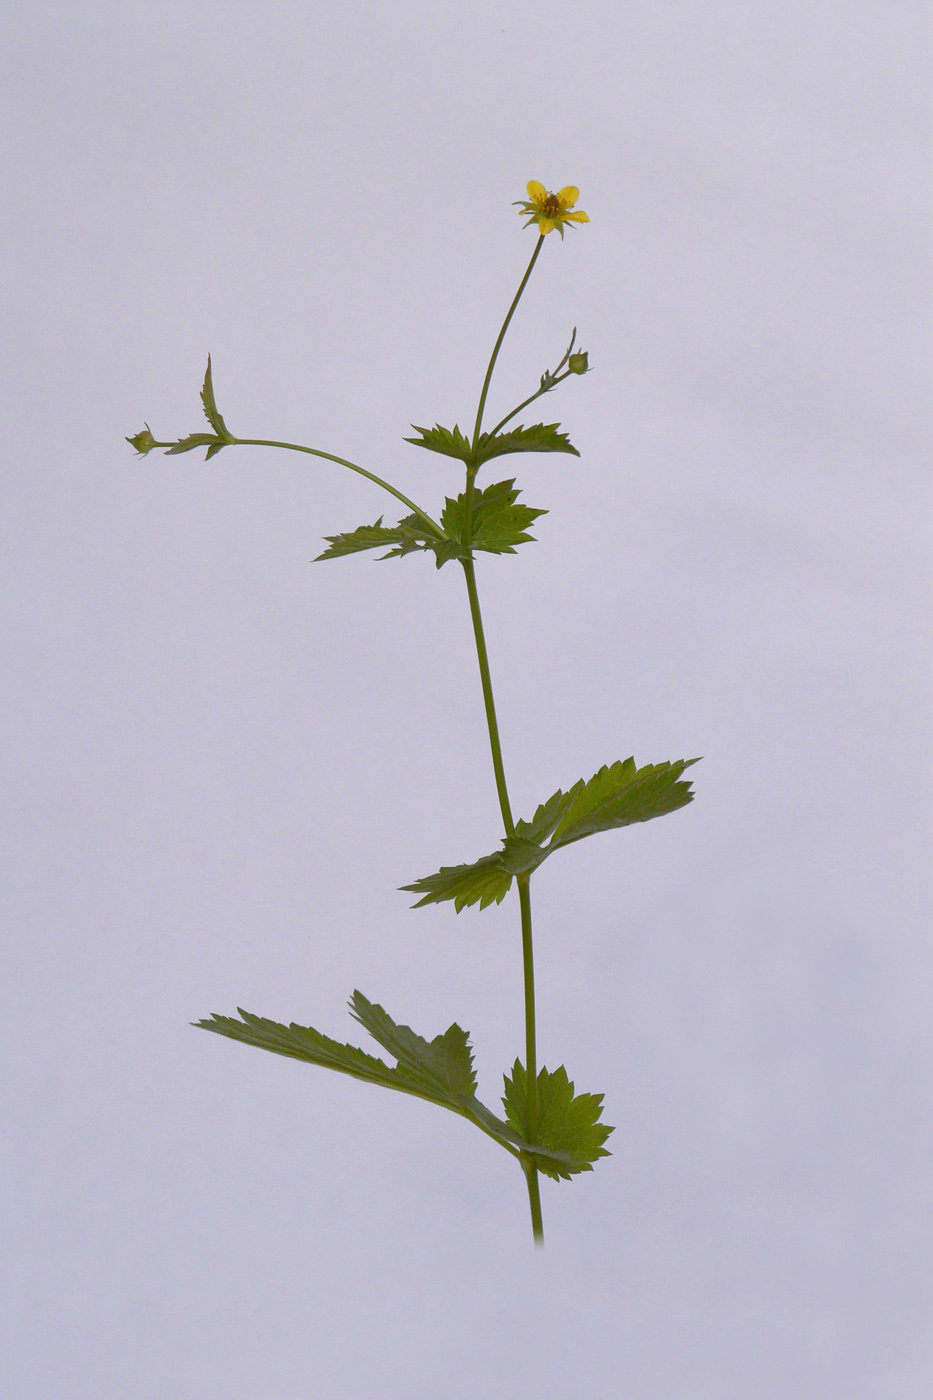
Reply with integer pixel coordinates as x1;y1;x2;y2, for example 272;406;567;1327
463;236;544;549
518;873;543;1245
470;235;545;457
230;438;444;537
460;233;549;1243
485;367;573;441
485;327;578;440
461;557;513;835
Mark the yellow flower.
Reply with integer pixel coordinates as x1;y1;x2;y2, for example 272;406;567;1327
515;182;590;238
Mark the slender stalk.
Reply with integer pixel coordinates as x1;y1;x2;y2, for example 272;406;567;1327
463;236;545;546
229;438;444;537
485;328;577;441
485;367;572;441
470;235;545;455
518;873;543;1245
461;557;513;835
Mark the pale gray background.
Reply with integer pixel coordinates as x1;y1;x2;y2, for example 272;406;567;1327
1;3;929;1398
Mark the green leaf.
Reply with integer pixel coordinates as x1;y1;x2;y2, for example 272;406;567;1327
316;481;544;570
439;479;547;557
315;511;454;564
197;991;616;1176
164;432;226;458
197;993;599;1175
349;991;477;1100
400;852;513;911
315;517;431;561
474;422;578;466
549;758;699;850
197;996;479;1117
200;355;233;441
502;1061;614;1180
404;423;474;463
402;758;698;911
196;1006;422;1096
511;789;574;845
405;421;577;468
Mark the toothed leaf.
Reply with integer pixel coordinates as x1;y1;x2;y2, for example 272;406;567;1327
474;422;578;466
440;478;547;555
404;421;577;468
511;789;574;845
164;432;226;458
404;423;474;463
349;991;477;1099
503;1061;614;1180
197;995;588;1174
549;758;699;850
196;1007;422;1095
200;355;232;440
315;511;447;562
403;759;698;911
401;853;513;911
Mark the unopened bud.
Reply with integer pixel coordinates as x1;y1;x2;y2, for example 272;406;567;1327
126;425;158;456
568;351;589;375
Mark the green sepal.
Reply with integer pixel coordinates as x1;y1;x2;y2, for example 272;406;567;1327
401;757;699;911
503;1061;614;1180
405;421;578;468
126;424;159;456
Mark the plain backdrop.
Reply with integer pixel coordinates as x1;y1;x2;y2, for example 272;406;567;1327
1;3;930;1398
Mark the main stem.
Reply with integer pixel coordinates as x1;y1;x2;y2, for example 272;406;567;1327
518;873;542;1244
461;235;547;1244
461;560;542;1245
461;558;513;834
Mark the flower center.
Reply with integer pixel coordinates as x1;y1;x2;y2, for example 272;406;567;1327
542;191;563;214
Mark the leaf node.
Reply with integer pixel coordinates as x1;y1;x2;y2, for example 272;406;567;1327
402;758;698;911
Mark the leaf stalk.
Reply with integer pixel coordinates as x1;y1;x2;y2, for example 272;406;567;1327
230;438;444;537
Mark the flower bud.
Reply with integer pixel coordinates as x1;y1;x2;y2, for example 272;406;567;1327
568;352;589;375
126;425;158;456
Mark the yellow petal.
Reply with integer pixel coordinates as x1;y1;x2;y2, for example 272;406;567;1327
557;186;580;208
526;180;547;203
538;218;555;235
565;209;589;222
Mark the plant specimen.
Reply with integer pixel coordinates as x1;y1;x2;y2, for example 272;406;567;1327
127;183;698;1245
